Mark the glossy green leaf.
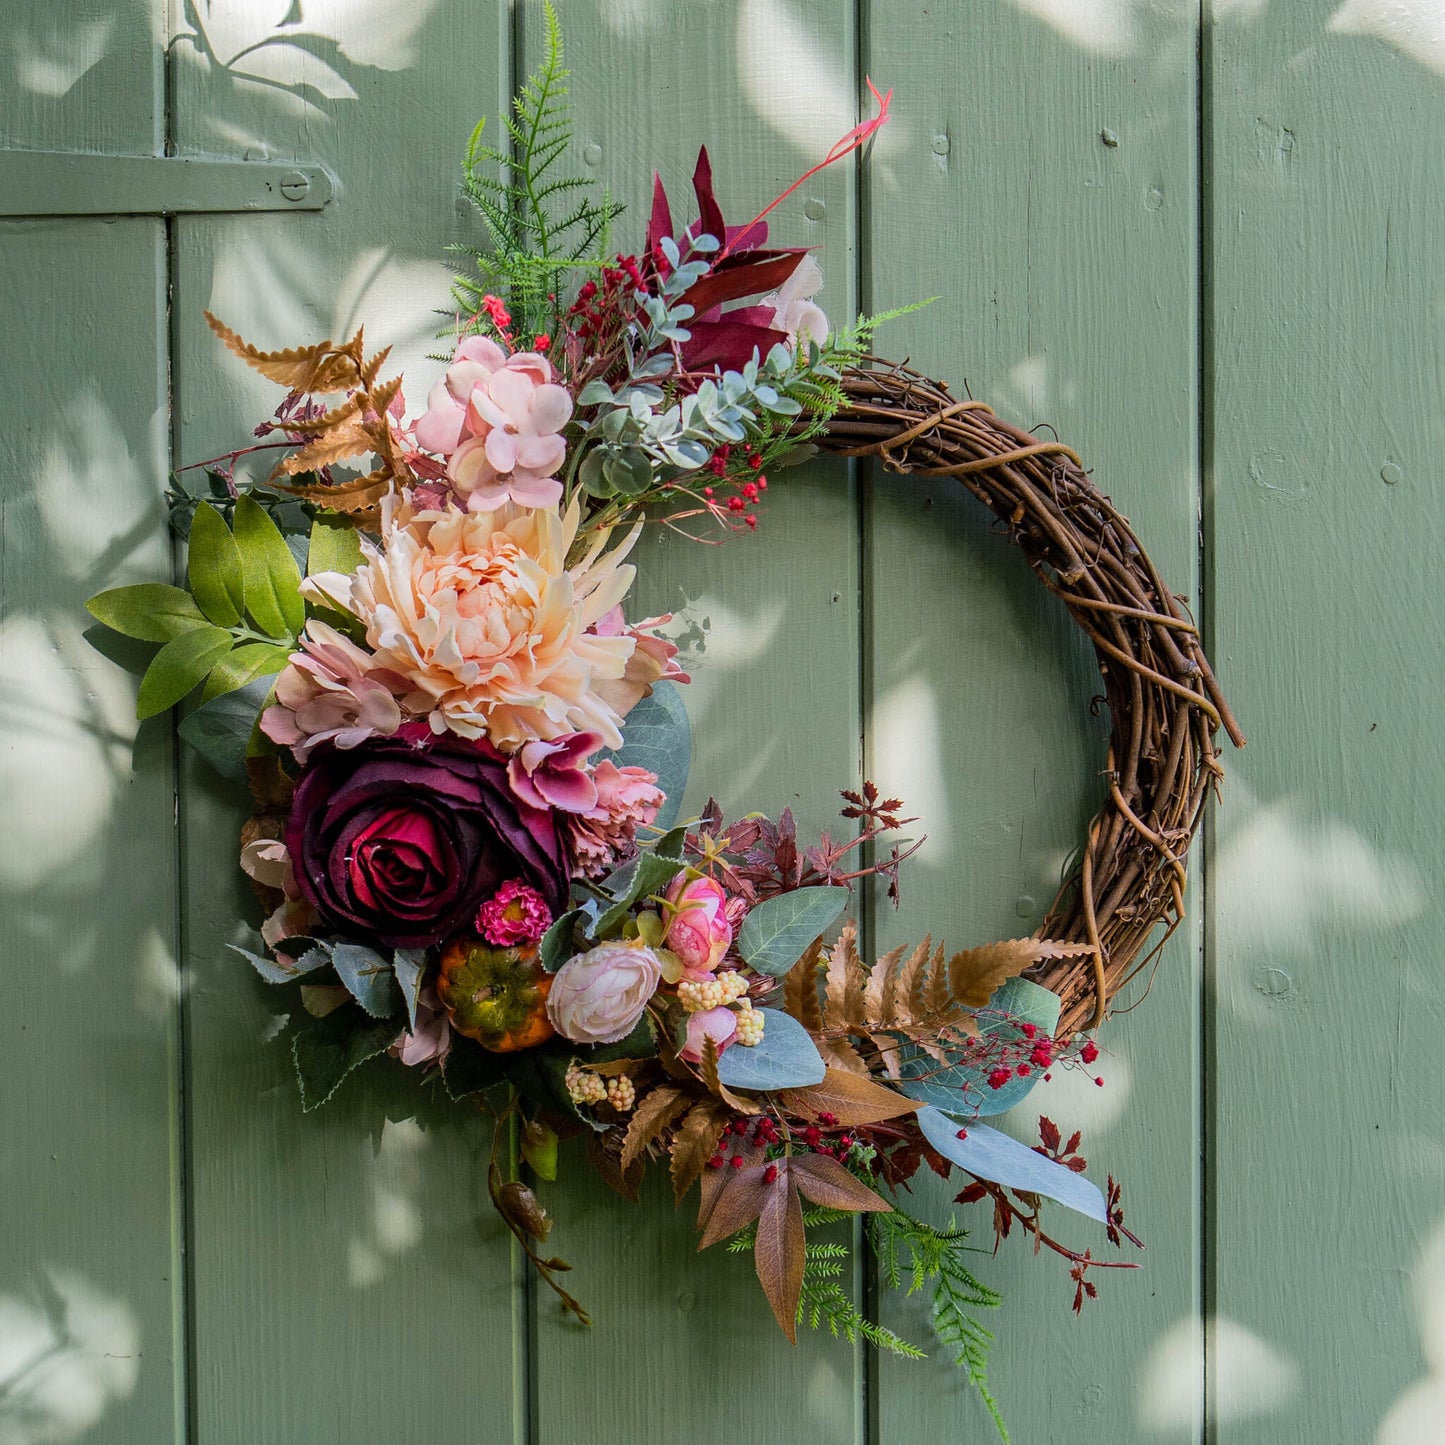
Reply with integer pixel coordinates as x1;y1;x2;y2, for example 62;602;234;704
86;583;209;643
540;908;585;972
715;1008;826;1090
307;512;363;578
135;625;232;719
179;675;275;779
200;641;289;703
233;493;304;638
737;887;849;977
186;501;245;626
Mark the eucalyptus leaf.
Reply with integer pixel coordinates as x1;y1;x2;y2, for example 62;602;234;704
179;676;277;779
602;680;690;830
714;1008;826;1090
331;941;401;1019
136;625;233;719
233;493;304;639
186;502;245;626
292;1008;399;1111
915;1106;1107;1223
736;887;848;977
392;948;426;1032
898;977;1062;1118
228;941;328;986
86;583;209;643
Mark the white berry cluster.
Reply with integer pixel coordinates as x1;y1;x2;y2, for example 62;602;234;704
677;970;750;1014
564;1059;607;1105
734;1000;765;1047
605;1075;636;1112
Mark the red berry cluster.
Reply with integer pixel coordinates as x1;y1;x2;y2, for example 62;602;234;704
700;447;768;530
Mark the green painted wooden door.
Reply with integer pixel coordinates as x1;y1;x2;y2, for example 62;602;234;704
2;2;1440;1441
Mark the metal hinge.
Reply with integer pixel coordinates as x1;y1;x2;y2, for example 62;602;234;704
0;151;334;218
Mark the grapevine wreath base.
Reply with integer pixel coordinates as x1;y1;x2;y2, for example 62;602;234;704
82;22;1241;1434
818;363;1244;1035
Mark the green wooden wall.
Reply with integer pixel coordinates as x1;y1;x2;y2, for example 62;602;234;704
1;2;1440;1441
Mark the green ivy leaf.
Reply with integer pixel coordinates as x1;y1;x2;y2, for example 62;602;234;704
291;1007;399;1112
307;511;363;578
233;493;304;639
200;641;289;703
136;625;233;719
86;583;209;643
737;887;849;977
186;502;245;626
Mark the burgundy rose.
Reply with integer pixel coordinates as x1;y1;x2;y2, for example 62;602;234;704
285;722;568;948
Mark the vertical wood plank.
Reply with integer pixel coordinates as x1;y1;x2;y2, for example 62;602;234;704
169;4;522;1439
1207;4;1445;1440
863;3;1204;1439
0;6;183;1442
521;3;864;1441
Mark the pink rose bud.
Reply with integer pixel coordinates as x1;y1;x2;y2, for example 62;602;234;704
664;874;733;977
682;1006;738;1063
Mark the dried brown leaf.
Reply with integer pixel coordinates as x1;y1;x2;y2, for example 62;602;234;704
275;422;375;475
587;1129;644;1203
620;1084;691;1172
820;1036;870;1075
779;1068;916;1127
789;1152;894;1215
902;938;942;1023
697;1162;773;1249
863;941;906;1027
669;1102;728;1204
948;937;1093;1009
699;1035;760;1115
204;311;361;393
823;921;867;1029
754;1177;804;1344
780;937;824;1033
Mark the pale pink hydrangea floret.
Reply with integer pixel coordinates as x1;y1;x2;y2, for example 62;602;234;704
414;336;572;512
507;730;603;814
567;761;664;879
260;621;409;763
588;606;690;719
476;880;552;947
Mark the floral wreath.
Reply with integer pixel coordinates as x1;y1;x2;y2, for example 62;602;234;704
84;11;1237;1434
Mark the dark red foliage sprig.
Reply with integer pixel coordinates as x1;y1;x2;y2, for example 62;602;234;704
684;785;924;907
953;1115;1143;1314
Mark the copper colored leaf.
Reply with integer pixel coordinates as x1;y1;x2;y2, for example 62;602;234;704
697;1162;774;1248
862;941;906;1026
275;422;374;475
947;938;1092;1009
779;1068;916;1127
788;1152;894;1216
823;921;865;1029
780;937;823;1033
670;1102;728;1204
754;1176;804;1344
204;311;360;393
696;1135;763;1234
901;938;943;1024
588;1130;644;1204
820;1036;870;1076
699;1035;761;1115
620;1084;691;1172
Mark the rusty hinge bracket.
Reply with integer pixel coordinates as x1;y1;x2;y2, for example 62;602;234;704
0;152;334;218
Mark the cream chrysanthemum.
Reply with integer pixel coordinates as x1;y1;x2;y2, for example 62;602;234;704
304;495;640;751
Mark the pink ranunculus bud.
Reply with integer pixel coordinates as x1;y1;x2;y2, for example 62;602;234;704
546;942;662;1045
664;873;734;977
682;1005;739;1063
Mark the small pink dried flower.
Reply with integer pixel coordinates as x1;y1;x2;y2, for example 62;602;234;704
476;880;553;948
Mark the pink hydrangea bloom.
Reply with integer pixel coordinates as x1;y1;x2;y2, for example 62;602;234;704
682;1005;738;1062
476;880;552;947
413;336;572;512
260;621;409;763
567;762;664;879
664;873;734;978
507;731;603;814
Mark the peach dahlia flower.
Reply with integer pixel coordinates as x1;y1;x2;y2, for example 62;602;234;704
303;495;640;751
